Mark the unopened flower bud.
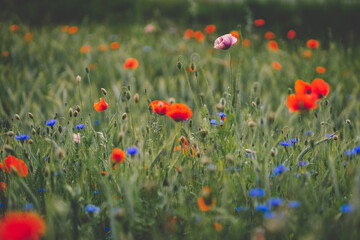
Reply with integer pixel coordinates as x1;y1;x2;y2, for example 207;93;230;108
168;97;176;105
101;88;107;95
14;114;20;120
69;108;73;117
126;92;131;101
28;112;34;119
177;61;182;70
191;63;195;71
251;101;257;108
28;139;33;144
118;132;124;143
76;75;82;83
76;105;81;112
134;93;139;103
32;128;36;135
74;110;78;118
346;119;351;124
7;131;14;137
122;113;127;120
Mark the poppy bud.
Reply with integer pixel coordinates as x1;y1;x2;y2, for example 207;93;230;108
114;121;117;127
189;119;192;128
134;93;139;103
76;105;81;112
346;119;351;124
56;148;64;159
333;135;338;140
28;112;34;119
69;108;73;117
76;75;82;83
74;110;78;118
177;61;182;70
271;147;278;157
101;88;107;95
58;125;62;134
245;149;252;154
14;114;20;120
44;166;50;177
195;71;199;77
191;63;195;71
324;100;328;106
126;92;131;101
7;131;14;137
251;101;257;108
122;113;127;120
168;97;176;105
288;88;292;94
32;128;36;135
28;139;33;144
118;132;124;143
85;67;89;73
199;92;205;102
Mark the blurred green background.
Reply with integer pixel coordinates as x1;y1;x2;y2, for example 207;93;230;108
2;0;360;44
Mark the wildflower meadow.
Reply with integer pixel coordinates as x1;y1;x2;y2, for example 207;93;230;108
1;1;360;239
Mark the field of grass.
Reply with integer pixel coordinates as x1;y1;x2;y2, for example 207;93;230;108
0;20;360;239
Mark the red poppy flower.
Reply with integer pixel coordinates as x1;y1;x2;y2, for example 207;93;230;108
10;24;19;32
98;44;107;52
295;80;312;95
111;148;125;164
123;58;138;69
198;187;215;211
311;78;329;99
184;29;194;39
243;38;250;47
80;45;91;53
68;26;78;35
24;32;33;43
0;155;28;177
316;66;326;74
268;40;278;52
205;25;216;34
265;31;275;40
166;104;192;122
272;61;281;70
149;100;170;115
230;30;240;42
93;97;108;112
286;93;317;113
254;19;265;26
61;25;69;32
188;64;196;73
110;42;120;50
2;51;10;58
302;50;312;58
287;29;296;39
307;39;319;49
0;211;46;240
0;182;5;191
194;31;205;42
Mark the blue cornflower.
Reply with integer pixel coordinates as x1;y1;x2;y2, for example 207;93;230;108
45;157;49;161
269;197;282;207
288;201;300;208
352;146;360;155
340;204;353;213
15;134;29;141
345;150;352;157
22;203;33;211
76;124;85;130
280;141;290;147
210;119;218;125
105;227;110;231
217;112;226;118
249;188;265;197
46;119;56;126
325;134;334;138
209;164;217;170
245;152;249;158
95;190;99;194
255;204;270;212
273;164;286;176
126;147;139;155
290;138;297;143
94;120;99;126
39;188;45;192
306;131;312;135
85;204;100;213
299;161;307;167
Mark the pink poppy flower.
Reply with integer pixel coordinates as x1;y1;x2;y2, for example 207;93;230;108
144;24;154;33
214;34;237;50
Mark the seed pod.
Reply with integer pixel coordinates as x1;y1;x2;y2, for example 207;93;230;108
7;131;14;137
134;93;139;103
69;108;73;117
28;112;34;119
101;88;107;95
118;132;124;143
122;113;127;120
